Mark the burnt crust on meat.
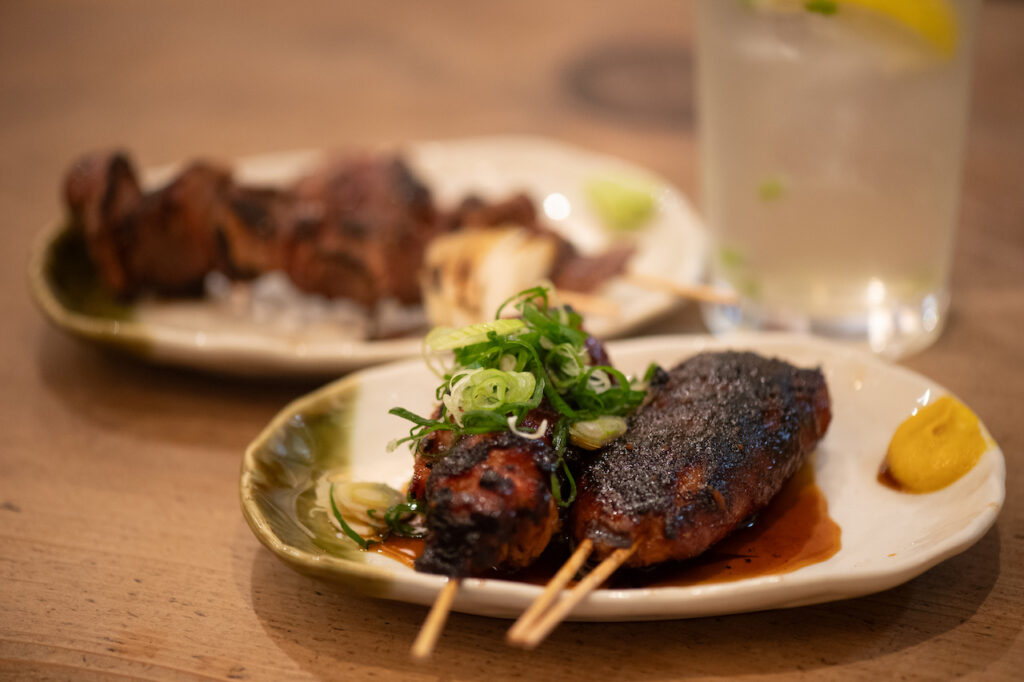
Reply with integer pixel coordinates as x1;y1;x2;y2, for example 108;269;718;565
114;161;232;295
63;151;143;295
572;351;831;568
285;155;441;305
427;424;560;481
414;409;561;577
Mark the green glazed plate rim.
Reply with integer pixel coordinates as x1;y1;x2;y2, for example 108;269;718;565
237;334;1006;621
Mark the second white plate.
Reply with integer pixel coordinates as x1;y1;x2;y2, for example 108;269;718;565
31;136;707;376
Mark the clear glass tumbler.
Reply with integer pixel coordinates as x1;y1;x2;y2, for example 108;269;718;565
697;0;979;358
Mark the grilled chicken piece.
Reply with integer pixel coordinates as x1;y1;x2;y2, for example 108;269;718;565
443;192;542;232
63;153;297;295
217;185;295;278
285;155;441;306
420;226;561;330
63;150;143;295
414;408;561;577
572;351;831;568
551;246;633;294
439;191;632;294
62;149;632;310
62;151;440;304
115;162;233;295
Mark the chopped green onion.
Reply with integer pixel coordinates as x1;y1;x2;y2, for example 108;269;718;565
508;414;549;440
328;483;376;549
425;319;526;350
383;498;426;538
389;285;649;507
632;362;661;391
445;369;537;417
569;416;628;450
551;459;577;508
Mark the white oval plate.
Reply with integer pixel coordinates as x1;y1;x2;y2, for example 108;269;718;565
30;136;707;377
240;333;1005;620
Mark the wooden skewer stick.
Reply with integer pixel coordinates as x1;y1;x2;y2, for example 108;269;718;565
626;272;739;306
410;577;460;660
557;290;621;317
506;539;594;642
511;543;637;649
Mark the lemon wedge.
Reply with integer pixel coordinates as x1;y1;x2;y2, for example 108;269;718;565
833;0;958;56
755;0;959;57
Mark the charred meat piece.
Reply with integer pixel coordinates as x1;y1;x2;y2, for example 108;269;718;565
63;151;143;295
448;192;635;294
572;351;831;568
217;185;295;278
551;245;634;294
115;162;233;295
438;191;633;298
443;192;541;232
285;155;441;305
443;192;587;282
415;408;561;577
408;420;454;503
63;152;298;295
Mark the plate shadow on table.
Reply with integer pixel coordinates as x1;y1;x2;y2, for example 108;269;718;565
240;521;1007;680
35;327;324;452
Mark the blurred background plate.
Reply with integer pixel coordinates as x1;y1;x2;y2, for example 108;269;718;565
29;135;707;377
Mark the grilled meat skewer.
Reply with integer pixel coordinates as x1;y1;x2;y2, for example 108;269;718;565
414;407;561;577
62;151;444;303
63;150;143;295
571;350;832;569
64;153;295;295
409;333;617;577
115;161;234;295
62;150;636;316
285;155;442;306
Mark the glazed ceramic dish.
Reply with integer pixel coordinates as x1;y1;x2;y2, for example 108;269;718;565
29;136;707;376
239;333;1005;620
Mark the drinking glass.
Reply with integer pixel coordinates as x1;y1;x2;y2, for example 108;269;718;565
697;0;979;358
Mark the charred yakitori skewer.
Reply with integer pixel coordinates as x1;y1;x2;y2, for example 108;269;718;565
63;151;443;301
410;408;562;578
407;410;562;662
63;149;640;314
63;150;143;295
63;151;295;296
386;287;647;658
510;350;832;647
284;154;444;306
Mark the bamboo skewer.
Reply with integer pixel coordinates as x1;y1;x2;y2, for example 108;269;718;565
557;290;622;317
626;272;739;306
506;539;594;642
410;577;460;660
510;543;637;649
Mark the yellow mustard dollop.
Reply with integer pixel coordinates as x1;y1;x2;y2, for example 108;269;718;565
886;395;986;493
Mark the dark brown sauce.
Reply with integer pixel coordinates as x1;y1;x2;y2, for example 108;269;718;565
374;462;841;587
373;535;424;569
617;462;841;587
877;463;907;492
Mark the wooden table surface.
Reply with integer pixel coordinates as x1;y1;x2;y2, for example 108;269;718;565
2;1;1021;679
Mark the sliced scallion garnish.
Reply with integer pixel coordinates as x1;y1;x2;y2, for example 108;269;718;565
329;482;376;550
390;286;648;507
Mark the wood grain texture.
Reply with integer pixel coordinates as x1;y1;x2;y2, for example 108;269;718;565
1;0;1021;679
